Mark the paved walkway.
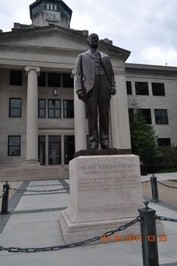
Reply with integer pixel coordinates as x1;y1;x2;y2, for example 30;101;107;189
0;174;177;266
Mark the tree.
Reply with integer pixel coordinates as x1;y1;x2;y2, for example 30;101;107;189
129;107;158;172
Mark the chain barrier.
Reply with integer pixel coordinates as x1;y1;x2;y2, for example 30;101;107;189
157;181;177;189
9;186;69;193
142;180;150;184
0;216;141;253
156;215;177;223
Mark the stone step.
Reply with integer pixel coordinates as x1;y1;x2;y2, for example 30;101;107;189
0;165;69;181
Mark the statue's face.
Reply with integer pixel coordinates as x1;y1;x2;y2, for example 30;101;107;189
88;34;99;49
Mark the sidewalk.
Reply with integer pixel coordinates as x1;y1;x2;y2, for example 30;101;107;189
0;175;177;266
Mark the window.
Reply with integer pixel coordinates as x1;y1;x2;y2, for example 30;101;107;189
138;109;152;124
38;72;46;87
38;99;46;118
135;82;149;95
9;98;22;117
128;108;134;122
8;136;21;156
154;109;168;124
48;100;61;118
10;70;22;85
48;73;61;87
152;83;165;96
158;138;171;146
46;3;57;10
63;74;74;88
63;100;74;118
126;81;132;95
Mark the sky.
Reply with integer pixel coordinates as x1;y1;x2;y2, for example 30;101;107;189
0;0;177;66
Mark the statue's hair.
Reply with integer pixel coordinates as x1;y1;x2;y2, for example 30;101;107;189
87;33;99;43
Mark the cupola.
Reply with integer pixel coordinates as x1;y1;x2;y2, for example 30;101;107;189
30;0;72;28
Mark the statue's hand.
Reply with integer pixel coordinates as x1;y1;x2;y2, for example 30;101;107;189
110;88;116;95
77;90;87;101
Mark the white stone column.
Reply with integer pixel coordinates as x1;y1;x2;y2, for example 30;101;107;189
25;66;40;163
110;70;131;150
74;75;87;152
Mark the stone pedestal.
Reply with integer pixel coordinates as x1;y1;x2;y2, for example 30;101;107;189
59;154;145;244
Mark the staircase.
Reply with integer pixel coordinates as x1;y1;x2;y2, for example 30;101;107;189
0;165;69;181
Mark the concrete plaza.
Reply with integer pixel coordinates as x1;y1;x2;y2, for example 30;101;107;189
0;173;177;266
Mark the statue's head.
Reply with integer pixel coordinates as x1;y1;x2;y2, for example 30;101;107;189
87;33;99;49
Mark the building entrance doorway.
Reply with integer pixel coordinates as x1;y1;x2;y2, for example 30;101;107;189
38;136;45;165
48;136;61;165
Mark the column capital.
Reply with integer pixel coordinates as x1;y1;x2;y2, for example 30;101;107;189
25;66;40;73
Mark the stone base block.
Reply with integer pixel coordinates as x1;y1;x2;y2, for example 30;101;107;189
59;154;164;244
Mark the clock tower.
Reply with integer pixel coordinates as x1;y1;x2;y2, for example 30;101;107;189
29;0;72;29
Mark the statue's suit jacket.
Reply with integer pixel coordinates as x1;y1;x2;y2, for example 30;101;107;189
76;50;116;94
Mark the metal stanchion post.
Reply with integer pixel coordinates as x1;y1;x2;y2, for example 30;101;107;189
150;174;159;202
1;181;10;214
139;202;159;266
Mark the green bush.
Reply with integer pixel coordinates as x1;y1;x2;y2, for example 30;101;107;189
155;146;177;171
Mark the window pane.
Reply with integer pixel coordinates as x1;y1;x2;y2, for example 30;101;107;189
38;99;46;118
38;72;46;87
55;109;60;117
138;109;152;124
48;73;61;87
8;136;21;156
48;100;61;118
10;70;22;85
135;82;149;95
152;83;165;96
154;109;168;124
63;74;74;88
9;98;22;117
10;99;21;108
63;100;74;118
126;81;132;95
158;138;171;146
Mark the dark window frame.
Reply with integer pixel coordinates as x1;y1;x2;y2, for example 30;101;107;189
157;138;171;147
126;81;132;95
154;109;169;124
135;82;149;95
9;98;22;117
38;72;46;87
48;99;61;118
152;83;165;96
8;135;21;156
10;70;22;86
48;73;61;87
62;73;74;88
138;108;152;124
38;99;46;118
63;100;74;118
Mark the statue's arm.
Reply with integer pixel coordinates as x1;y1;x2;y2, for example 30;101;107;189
76;54;84;92
75;54;87;101
107;57;116;95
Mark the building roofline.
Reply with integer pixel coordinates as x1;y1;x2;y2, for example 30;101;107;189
125;62;177;72
0;25;131;60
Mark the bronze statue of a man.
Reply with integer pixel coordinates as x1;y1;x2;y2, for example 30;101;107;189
76;33;116;150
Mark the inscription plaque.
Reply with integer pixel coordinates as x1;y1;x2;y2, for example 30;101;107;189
59;155;144;244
